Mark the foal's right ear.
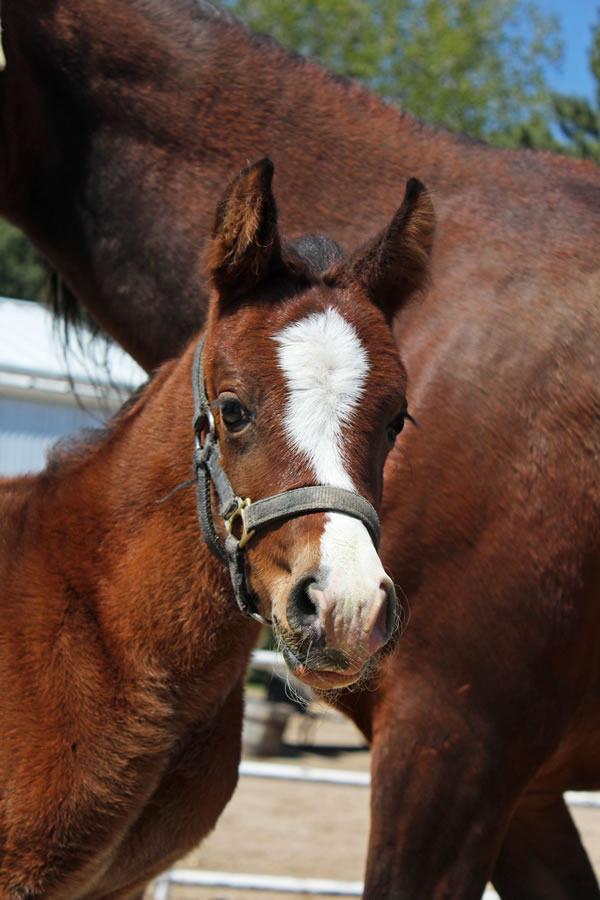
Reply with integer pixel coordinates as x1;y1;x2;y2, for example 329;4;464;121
205;158;283;304
343;178;435;323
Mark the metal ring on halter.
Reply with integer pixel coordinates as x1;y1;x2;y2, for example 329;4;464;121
195;408;215;450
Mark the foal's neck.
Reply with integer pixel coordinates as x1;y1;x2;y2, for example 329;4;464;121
32;342;257;704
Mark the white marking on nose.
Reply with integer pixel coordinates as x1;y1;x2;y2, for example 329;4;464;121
317;514;394;651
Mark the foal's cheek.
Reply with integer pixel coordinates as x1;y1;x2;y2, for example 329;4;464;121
219;436;288;502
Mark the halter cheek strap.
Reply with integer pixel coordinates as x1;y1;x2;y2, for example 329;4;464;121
191;337;381;624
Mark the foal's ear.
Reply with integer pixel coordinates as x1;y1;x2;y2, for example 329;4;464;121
344;178;434;322
205;158;283;303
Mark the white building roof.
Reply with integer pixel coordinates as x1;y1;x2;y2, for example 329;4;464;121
0;297;145;403
0;298;148;475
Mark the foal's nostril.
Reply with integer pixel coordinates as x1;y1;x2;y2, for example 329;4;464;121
287;576;320;630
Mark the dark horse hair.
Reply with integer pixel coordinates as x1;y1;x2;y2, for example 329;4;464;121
288;235;346;274
46;271;105;346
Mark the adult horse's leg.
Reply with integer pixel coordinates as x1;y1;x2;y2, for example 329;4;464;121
339;660;599;900
359;671;522;899
491;793;600;900
332;583;573;899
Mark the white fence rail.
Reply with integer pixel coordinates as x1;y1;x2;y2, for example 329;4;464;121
239;760;370;787
153;870;364;898
153;652;599;899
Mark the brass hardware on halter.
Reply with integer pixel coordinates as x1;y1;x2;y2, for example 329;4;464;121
225;497;256;548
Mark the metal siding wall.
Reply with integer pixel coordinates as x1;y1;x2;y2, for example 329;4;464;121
0;395;114;475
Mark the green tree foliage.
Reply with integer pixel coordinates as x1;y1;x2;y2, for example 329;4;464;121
0;219;47;301
497;9;600;160
551;9;600;162
223;0;562;143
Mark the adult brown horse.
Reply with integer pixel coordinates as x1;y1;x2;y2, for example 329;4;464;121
0;159;434;898
1;2;600;899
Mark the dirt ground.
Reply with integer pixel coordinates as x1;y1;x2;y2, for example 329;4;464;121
145;696;600;900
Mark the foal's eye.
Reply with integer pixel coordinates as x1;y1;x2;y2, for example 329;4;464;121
218;395;250;433
387;415;405;443
387;407;416;444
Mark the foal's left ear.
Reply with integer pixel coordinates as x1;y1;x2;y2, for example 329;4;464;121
205;158;283;303
343;178;435;323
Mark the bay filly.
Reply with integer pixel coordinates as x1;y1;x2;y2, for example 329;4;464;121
2;3;600;897
0;161;434;898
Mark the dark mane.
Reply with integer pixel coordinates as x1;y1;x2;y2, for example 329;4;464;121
46;272;105;344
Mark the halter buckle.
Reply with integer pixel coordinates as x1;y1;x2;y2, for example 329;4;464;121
225;497;255;549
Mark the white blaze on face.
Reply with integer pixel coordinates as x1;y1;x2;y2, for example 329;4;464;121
274;308;393;644
273;307;368;488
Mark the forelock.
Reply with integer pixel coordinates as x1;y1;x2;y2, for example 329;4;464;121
284;235;346;280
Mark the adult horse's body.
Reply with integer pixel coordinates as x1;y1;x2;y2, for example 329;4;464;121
0;160;433;897
1;2;600;898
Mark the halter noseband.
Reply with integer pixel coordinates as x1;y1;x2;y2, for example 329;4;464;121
192;337;381;624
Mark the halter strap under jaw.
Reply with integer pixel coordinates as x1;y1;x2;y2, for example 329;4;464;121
191;336;381;625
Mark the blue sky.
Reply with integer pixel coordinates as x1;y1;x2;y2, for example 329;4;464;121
539;0;597;100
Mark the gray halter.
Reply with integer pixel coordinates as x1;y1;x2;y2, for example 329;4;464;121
192;337;381;624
